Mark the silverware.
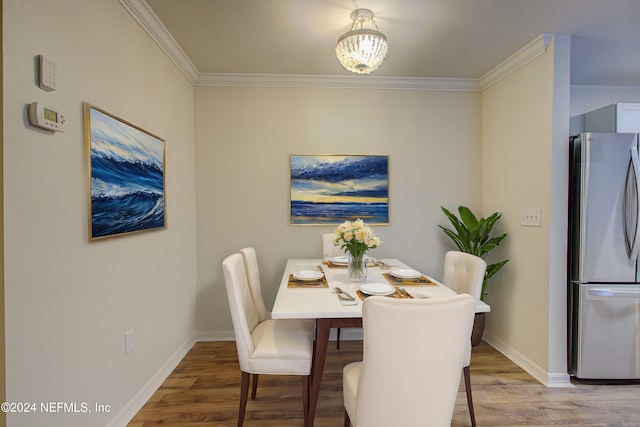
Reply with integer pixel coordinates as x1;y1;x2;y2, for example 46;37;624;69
341;289;356;300
370;259;390;269
333;287;355;301
334;293;351;301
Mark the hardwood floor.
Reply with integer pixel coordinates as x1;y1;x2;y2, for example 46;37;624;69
128;340;640;427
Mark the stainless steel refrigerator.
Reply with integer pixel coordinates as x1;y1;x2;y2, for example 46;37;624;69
568;132;640;379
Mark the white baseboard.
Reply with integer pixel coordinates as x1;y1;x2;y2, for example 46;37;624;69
196;330;235;341
193;331;573;388
112;328;574;427
110;328;363;426
482;333;573;388
331;327;363;341
547;372;574;388
106;335;197;427
195;329;365;342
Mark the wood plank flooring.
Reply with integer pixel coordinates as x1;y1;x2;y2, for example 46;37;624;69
128;340;640;427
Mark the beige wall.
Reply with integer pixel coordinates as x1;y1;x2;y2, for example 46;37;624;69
3;1;197;426
194;86;482;335
481;36;571;384
0;0;5;425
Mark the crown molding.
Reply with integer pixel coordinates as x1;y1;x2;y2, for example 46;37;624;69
118;0;480;91
195;73;481;91
121;1;551;92
119;0;199;83
479;34;553;90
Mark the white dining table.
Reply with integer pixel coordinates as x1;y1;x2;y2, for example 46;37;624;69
271;258;489;427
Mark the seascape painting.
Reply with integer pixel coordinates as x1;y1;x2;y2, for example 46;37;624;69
290;155;389;225
85;104;166;240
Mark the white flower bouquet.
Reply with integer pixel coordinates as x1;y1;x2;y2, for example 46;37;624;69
333;219;381;259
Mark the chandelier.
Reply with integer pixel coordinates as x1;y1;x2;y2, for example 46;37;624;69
335;8;388;74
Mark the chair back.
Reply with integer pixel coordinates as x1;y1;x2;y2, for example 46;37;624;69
239;247;270;321
222;253;260;371
355;295;476;427
442;251;487;301
322;233;343;262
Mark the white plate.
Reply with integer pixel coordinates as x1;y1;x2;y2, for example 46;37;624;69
360;282;396;296
390;269;422;279
329;255;349;265
293;270;324;281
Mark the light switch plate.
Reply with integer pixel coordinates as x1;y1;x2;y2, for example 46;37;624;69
520;209;541;227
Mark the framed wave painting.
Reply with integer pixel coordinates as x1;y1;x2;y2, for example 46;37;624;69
85;103;166;240
290;155;389;225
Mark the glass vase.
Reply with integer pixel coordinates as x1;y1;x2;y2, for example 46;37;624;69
348;252;367;282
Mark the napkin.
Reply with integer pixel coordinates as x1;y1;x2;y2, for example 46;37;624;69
337;295;358;305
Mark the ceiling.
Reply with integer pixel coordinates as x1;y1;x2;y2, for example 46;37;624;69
141;0;640;86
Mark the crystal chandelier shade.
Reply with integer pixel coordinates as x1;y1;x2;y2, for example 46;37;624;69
336;9;388;74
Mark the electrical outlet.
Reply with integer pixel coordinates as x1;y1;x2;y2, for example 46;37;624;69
520;208;541;227
125;329;135;355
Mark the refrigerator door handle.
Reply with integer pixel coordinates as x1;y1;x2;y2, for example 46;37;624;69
623;145;640;261
588;288;640;298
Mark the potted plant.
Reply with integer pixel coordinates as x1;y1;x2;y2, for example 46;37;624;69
439;206;509;345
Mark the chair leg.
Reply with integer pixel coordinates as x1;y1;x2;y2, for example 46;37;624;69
337;328;341;349
302;375;310;427
251;374;259;400
463;365;476;427
238;371;251;427
344;407;351;427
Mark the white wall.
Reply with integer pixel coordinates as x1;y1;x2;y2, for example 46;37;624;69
481;36;571;385
3;1;197;426
547;36;571;382
194;86;482;335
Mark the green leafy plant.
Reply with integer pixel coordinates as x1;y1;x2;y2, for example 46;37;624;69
439;206;509;300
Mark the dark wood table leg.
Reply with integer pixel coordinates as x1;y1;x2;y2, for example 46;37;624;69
308;318;331;427
307;317;363;427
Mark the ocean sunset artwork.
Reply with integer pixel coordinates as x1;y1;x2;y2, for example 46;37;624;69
290;155;389;225
86;105;166;240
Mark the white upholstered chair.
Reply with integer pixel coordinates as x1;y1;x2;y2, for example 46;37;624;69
239;247;270;322
322;234;346;348
322;233;343;263
222;253;314;427
442;250;487;427
442;251;486;301
239;247;275;399
343;294;476;427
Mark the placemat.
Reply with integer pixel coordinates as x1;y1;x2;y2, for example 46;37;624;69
323;260;387;269
287;274;329;288
382;273;437;286
356;288;413;300
323;261;347;269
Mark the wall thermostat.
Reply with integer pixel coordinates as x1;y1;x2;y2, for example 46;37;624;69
28;102;65;132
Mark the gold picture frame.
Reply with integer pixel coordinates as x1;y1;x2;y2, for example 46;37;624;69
84;103;166;240
290;154;389;225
